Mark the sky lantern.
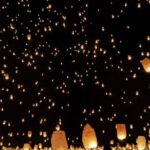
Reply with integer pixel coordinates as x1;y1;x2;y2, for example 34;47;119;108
116;124;127;140
110;139;114;145
23;143;32;150
136;136;147;150
55;124;60;131
148;141;150;150
43;131;47;138
2;146;7;150
82;123;98;149
70;145;75;150
27;130;32;138
51;126;68;150
39;143;43;149
140;58;150;73
27;34;32;41
33;144;38;150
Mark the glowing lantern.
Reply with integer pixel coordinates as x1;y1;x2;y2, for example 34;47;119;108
4;74;9;80
140;58;150;73
55;124;60;131
116;124;127;140
51;128;68;150
136;136;146;150
110;140;114;145
82;123;98;149
39;143;42;149
40;131;43;136
0;142;3;147
27;34;32;41
23;143;32;150
148;141;150;150
16;146;20;149
2;146;7;150
70;145;75;150
28;130;32;138
33;144;38;150
43;131;47;138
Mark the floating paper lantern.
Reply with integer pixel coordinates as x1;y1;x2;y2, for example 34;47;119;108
28;130;32;138
39;143;43;149
23;143;32;150
148;141;150;150
43;131;47;138
140;58;150;73
16;146;20;149
70;145;75;150
110;140;114;145
55;124;60;131
136;136;146;150
82;123;98;149
40;131;43;136
51;129;68;150
33;144;38;150
27;34;32;41
0;142;3;147
116;124;127;140
2;146;7;150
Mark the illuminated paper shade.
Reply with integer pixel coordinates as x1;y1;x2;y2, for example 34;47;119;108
43;131;47;138
116;124;127;140
33;144;38;150
27;34;32;41
140;58;150;73
82;123;98;149
136;136;146;150
28;130;32;138
2;146;7;150
51;130;68;150
23;143;32;150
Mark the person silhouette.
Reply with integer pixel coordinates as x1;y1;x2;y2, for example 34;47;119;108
103;145;111;150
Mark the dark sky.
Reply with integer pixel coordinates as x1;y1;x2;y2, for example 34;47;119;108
0;0;150;148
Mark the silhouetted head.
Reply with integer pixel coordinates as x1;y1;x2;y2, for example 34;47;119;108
104;145;111;150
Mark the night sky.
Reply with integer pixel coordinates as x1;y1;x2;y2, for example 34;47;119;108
0;0;150;147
